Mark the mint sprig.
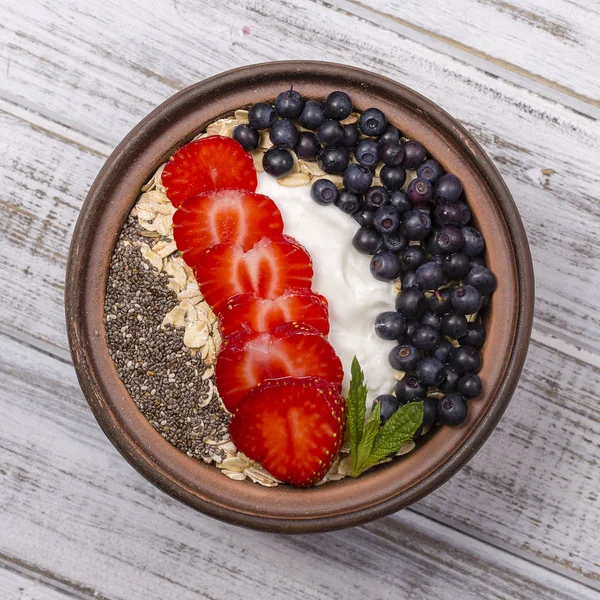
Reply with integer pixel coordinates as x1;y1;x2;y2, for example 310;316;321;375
346;357;424;478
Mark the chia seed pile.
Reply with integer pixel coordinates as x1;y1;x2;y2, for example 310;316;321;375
104;216;229;463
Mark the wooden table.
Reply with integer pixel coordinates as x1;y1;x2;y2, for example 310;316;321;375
1;1;599;598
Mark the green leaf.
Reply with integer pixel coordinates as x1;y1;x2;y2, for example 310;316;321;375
346;356;367;475
352;402;381;477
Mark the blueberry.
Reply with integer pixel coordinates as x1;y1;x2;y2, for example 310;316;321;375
233;124;259;151
359;108;387;136
458;374;482;399
421;397;439;430
299;100;326;129
374;205;400;234
395;375;427;403
370;252;402;281
378;125;400;145
364;186;390;211
434;174;463;203
412;326;440;352
353;207;375;227
439;367;460;393
440;312;468;339
317;146;349;174
248;102;277;130
451;285;482;315
433;339;453;363
395;288;428;319
375;311;406;340
405;319;420;339
407;177;433;204
420;311;441;330
380;143;404;166
353;227;383;254
295;131;320;160
416;357;445;386
437;393;468;426
449;346;482;375
380;165;407;191
343;164;373;194
424;227;444;255
470;256;486;269
402;246;425;270
462;323;486;349
374;394;401;423
383;230;408;252
416;261;446;290
401;140;426;169
274;89;305;119
341;124;359;148
335;189;361;214
435;225;464;254
434;202;471;226
465;266;497;295
417;159;444;183
324;91;352;120
269;118;299;149
390;190;412;215
401;270;419;289
354;139;380;167
263;148;293;176
402;210;431;240
310;179;338;206
442;253;471;279
428;288;453;315
389;345;422;371
317;119;345;147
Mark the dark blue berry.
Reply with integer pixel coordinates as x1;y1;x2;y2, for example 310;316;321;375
395;288;428;319
262;148;293;176
353;227;383;254
421;397;438;429
274;89;305;119
442;253;471;279
434;202;471;226
434;173;463;203
378;125;400;145
402;210;431;240
424;227;443;255
465;266;497;295
370;252;402;281
440;312;468;339
449;346;482;375
416;261;446;290
416;357;445;386
462;323;486;349
451;285;482;315
395;375;427;402
402;270;419;289
375;311;406;340
417;159;444;183
310;179;338;206
324;91;352;120
343;164;373;194
381;143;404;166
407;177;433;204
355;138;381;167
383;230;408;252
470;256;486;269
317;119;345;147
317;146;349;174
248;102;277;129
457;374;482;399
437;393;468;426
389;345;422;371
439;367;460;393
374;394;401;423
299;100;326;129
359;108;387;136
353;207;375;227
380;165;407;191
390;190;412;214
335;189;361;214
402;246;425;270
270;118;299;149
401;140;426;169
295;131;320;160
341;124;359;148
364;186;390;211
233;124;259;151
412;326;440;352
436;225;464;254
433;339;453;363
420;311;441;330
405;319;419;339
374;205;400;234
428;288;453;315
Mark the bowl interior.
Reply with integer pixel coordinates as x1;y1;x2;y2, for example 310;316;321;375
66;61;533;533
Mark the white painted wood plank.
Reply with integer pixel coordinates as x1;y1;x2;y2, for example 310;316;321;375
0;334;598;600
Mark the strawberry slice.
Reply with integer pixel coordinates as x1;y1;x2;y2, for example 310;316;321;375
162;136;258;207
220;289;330;337
215;322;343;412
173;190;284;267
195;235;313;315
229;377;346;487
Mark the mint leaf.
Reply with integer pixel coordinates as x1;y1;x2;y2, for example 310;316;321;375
346;356;367;476
352;402;380;477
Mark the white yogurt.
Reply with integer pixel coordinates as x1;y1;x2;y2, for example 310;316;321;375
256;172;397;404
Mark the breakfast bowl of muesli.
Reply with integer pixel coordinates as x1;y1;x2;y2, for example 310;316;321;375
66;61;533;533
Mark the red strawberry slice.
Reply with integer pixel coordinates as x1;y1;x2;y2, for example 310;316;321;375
162;136;258;207
215;322;343;412
173;190;284;267
229;376;346;487
220;289;330;337
194;235;313;315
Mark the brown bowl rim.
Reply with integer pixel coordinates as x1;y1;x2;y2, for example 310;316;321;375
65;61;534;533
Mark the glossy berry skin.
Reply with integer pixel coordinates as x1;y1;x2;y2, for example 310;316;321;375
428;288;453;316
359;107;387;136
437;393;468;426
401;270;419;289
299;100;326;129
355;138;381;167
424;227;443;255
412;325;440;352
379;125;400;145
416;261;446;290
295;132;320;160
233;124;260;151
370;252;402;281
375;311;406;340
435;202;471;226
275;89;305;118
470;256;486;269
440;312;468;339
421;397;438;430
374;394;401;423
324;91;352;120
353;207;375;227
416;357;445;387
407;177;433;204
402;210;431;240
459;227;484;257
462;323;486;349
341;124;359;148
433;339;453;363
458;373;482;399
439;367;460;393
353;227;383;254
466;266;497;295
364;186;390;211
343;164;373;194
317;146;349;175
401;140;426;169
395;288;428;319
417;159;444;183
402;246;425;270
404;319;419;339
383;231;408;252
390;190;412;214
263;148;294;176
389;345;422;371
248;102;277;129
434;173;463;203
449;346;482;375
374;205;400;234
436;225;464;254
451;285;482;315
380;165;407;191
395;375;427;403
317;119;346;147
335;190;361;214
420;311;441;330
310;179;338;206
270;118;299;149
380;143;404;166
442;253;471;279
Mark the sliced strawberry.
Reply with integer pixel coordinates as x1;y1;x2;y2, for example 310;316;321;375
215;322;343;412
195;235;313;315
219;289;330;337
173;190;284;267
162;136;258;207
229;377;346;487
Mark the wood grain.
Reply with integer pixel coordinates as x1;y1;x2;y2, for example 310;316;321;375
1;333;598;600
